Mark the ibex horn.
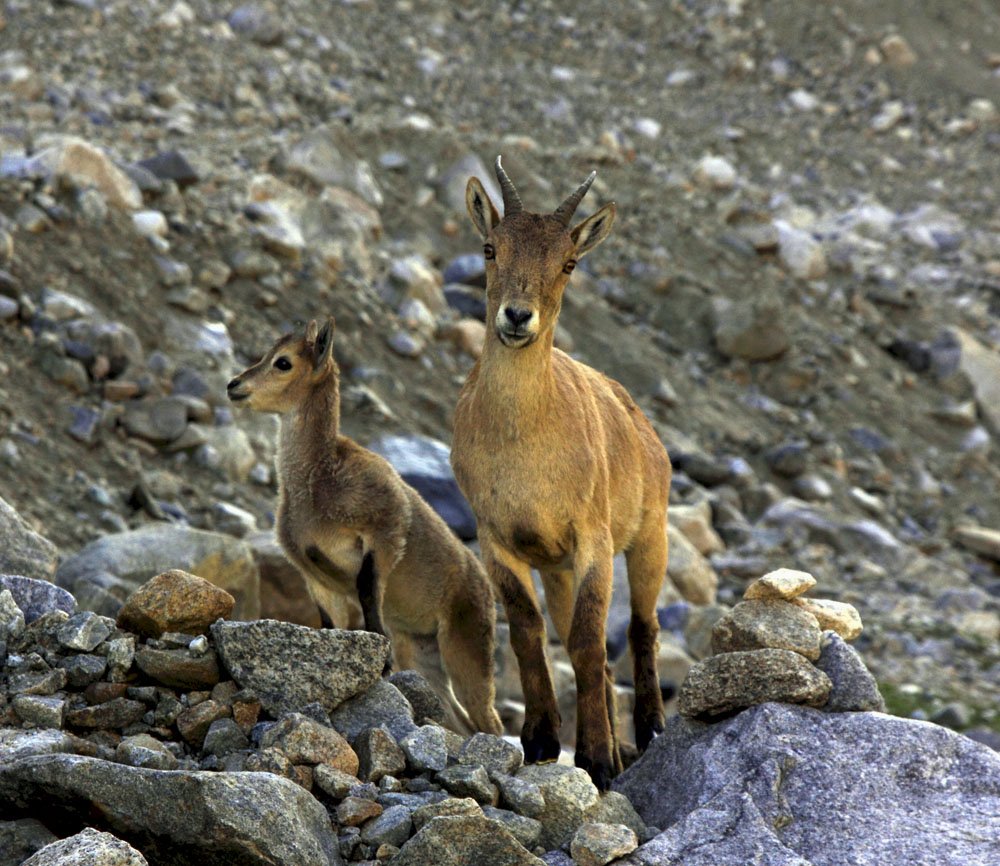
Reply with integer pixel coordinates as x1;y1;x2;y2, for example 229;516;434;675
494;155;523;216
553;171;596;226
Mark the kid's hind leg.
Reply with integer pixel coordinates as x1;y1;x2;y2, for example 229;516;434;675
405;631;476;734
438;560;503;735
624;518;668;752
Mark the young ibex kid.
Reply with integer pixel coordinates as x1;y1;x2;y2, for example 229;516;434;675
451;158;671;789
228;318;502;736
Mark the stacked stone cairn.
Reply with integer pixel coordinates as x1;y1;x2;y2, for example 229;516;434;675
678;568;885;719
0;570;652;866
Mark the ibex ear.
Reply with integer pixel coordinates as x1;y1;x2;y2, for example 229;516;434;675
304;320;319;346
571;202;616;258
313;316;335;369
466;176;501;239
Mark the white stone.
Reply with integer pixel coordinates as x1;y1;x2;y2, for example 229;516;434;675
775;221;827;280
788;89;819;111
132;210;168;238
692;155;737;190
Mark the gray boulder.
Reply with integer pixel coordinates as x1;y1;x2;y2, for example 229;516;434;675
614;703;1000;866
55;525;260;620
22;827;148;865
0;754;341;865
0;498;58;583
212;620;390;717
329;678;417;745
368;435;477;540
0;575;76;624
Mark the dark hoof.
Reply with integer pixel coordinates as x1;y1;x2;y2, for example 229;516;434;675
521;727;561;764
576;751;614;792
635;717;664;753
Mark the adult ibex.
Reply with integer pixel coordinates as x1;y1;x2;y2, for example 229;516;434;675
228;318;502;736
451;158;671;789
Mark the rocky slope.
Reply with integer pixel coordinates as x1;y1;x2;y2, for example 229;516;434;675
2;0;1000;772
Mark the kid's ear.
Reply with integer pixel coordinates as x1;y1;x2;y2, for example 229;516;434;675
313;317;334;369
466;176;501;240
305;319;319;346
571;202;616;258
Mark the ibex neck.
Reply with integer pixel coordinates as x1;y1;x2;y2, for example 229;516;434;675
278;375;341;471
477;326;556;430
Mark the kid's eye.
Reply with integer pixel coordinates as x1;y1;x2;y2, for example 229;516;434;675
274;357;292;371
563;260;576;274
484;244;495;260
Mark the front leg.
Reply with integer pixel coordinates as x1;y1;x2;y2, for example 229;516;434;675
484;539;562;764
568;537;617;791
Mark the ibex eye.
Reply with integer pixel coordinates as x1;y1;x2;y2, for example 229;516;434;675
563;260;577;274
483;244;495;260
273;357;292;371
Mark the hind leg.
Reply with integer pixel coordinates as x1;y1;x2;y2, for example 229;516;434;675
404;631;477;734
624;517;668;752
438;580;503;734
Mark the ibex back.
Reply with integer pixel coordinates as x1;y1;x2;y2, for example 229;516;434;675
228;318;502;736
451;158;671;789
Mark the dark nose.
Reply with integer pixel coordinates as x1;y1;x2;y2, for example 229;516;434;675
504;306;532;328
226;377;241;392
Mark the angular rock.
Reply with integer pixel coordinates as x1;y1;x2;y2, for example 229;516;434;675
359;803;412;849
12;695;66;728
742;568;816;601
214;620;389;718
400;725;448;773
584;791;651;844
176;700;229;746
201;719;249;759
0;575;76;624
262;713;358;774
437;763;499;805
775;221;827;280
570;823;638;866
115;734;179;771
459;732;523;776
0;754;342;864
493;772;546;819
329;679;416;745
57;654;107;687
134;647;221;690
57;611;111;652
21;827;148;866
368;435;477;540
667;502;724;556
391;815;544;866
791;597;863;640
0;498;59;582
337;795;382;827
711;599;822;660
482;805;543;850
137;151;199;188
56;525;259;621
66;698;146;730
815;631;885;713
615;703;1000;866
678;649;832;719
0;589;25;643
515;763;600;850
387;670;446;726
117;569;235;638
411;797;483;830
0;818;58;866
313;764;361;800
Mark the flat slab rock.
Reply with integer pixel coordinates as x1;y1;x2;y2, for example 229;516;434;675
212;619;390;717
613;703;1000;866
679;648;832;719
0;754;341;866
